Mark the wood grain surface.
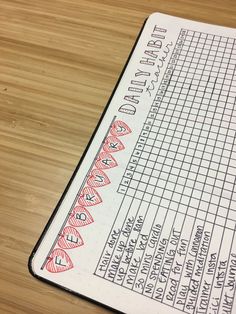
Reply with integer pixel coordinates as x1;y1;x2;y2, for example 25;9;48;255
0;1;235;313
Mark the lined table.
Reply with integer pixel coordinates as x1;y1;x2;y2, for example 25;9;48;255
95;29;236;314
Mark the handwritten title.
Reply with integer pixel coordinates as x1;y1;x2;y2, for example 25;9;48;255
119;25;173;115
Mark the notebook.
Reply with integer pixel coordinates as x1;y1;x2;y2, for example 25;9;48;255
29;12;236;314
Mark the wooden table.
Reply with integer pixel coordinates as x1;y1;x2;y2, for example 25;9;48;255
0;1;235;313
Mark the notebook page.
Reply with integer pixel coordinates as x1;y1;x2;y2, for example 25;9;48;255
29;12;236;314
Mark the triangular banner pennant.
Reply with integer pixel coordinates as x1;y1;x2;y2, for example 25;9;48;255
46;249;73;273
58;226;84;249
103;136;125;153
95;152;118;169
87;169;110;188
110;120;131;137
69;206;94;227
78;187;102;207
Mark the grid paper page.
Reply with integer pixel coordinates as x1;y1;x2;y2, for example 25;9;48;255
30;13;236;314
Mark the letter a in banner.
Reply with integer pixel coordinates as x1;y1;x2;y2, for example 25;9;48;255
46;249;73;273
58;226;84;249
95;152;118;169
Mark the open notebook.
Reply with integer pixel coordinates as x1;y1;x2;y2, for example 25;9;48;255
29;13;236;314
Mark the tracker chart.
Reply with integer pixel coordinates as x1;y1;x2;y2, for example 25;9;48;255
95;29;236;313
30;13;236;314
